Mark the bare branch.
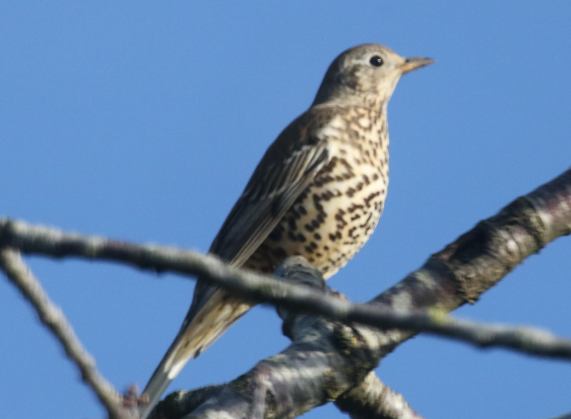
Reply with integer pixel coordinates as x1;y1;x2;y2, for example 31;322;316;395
0;169;570;360
0;248;130;419
1;169;569;418
150;256;424;419
364;166;571;350
277;259;421;418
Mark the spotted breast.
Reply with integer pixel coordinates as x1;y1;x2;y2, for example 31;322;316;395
246;104;389;278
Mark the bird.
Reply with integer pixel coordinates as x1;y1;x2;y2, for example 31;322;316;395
140;43;432;417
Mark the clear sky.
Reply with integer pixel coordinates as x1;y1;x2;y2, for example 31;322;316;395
1;2;570;418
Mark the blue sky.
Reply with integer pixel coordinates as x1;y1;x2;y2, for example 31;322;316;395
1;2;570;418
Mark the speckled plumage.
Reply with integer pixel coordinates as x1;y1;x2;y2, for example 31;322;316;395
141;44;432;417
248;104;389;278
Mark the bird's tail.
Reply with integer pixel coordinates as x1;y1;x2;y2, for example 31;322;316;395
139;290;251;419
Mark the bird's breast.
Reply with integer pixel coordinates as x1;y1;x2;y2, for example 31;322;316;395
248;132;389;279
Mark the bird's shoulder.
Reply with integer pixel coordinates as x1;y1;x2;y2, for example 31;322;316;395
261;103;350;163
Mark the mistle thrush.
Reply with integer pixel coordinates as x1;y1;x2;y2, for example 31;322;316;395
141;44;432;415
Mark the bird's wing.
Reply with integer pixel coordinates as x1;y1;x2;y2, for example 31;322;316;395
211;144;329;264
140;108;335;416
187;107;333;319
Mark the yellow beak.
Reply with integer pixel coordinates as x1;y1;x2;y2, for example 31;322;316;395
400;57;434;74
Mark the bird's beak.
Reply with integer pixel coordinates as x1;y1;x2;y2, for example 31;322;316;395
400;57;434;74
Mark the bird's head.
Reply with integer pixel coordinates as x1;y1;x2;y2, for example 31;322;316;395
313;44;432;106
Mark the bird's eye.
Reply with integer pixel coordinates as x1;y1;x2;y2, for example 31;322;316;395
369;55;384;67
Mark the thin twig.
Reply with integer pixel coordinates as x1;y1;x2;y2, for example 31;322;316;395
1;217;570;360
0;248;129;419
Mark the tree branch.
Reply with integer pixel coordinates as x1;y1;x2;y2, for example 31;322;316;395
150;257;421;419
1;169;569;418
0;248;130;419
0;169;570;360
363;166;571;352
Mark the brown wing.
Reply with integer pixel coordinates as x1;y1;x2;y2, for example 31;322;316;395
186;107;334;320
210;145;328;265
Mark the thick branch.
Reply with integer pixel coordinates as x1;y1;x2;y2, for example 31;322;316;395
367;167;571;347
0;248;130;419
151;258;420;419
